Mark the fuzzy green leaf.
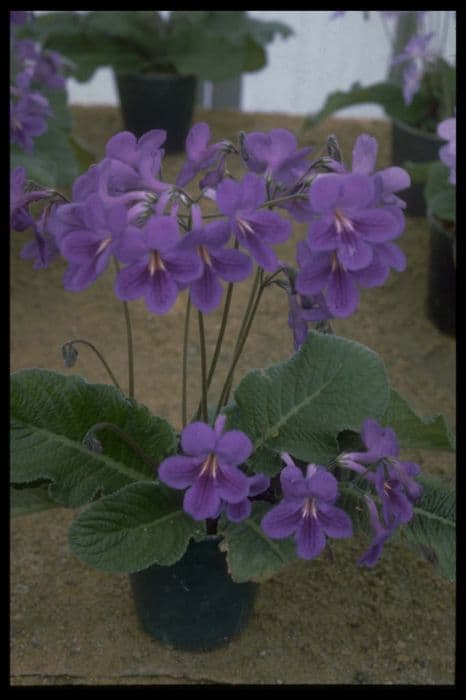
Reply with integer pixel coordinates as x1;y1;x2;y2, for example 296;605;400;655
220;502;297;582
10;369;177;508
401;475;456;581
225;331;389;465
383;389;455;451
69;481;201;573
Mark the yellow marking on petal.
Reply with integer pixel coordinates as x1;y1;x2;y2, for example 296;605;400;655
198;244;212;266
302;497;317;519
237;218;255;235
149;251;166;276
199;453;218;479
96;237;112;255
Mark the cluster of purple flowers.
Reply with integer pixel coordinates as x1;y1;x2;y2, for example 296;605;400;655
10;11;68;153
11;120;411;345
157;415;421;566
437;116;456;186
338;418;423;566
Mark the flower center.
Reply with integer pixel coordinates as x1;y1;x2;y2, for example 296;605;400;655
383;480;392;497
237;218;255;236
199;453;218;479
197;244;212;266
148;250;166;276
95;236;112;256
302;497;317;519
334;209;355;234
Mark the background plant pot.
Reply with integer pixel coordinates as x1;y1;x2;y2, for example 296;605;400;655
130;536;257;651
392;119;443;217
426;215;455;337
115;72;197;154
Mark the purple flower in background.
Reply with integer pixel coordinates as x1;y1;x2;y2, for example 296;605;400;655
15;39;67;90
391;32;435;67
261;454;352;559
216;173;292;271
10;90;52;153
216;473;271;523
10;11;34;25
178;206;252;313
176;122;225;188
103;130;168;195
158;415;253;521
242;128;313;188
114;214;202;314
58;195;128;292
402;61;423;105
437;117;456;185
357;496;397;568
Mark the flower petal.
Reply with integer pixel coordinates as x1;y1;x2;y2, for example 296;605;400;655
246;210;292;244
295;517;326;559
184;475;221;520
337;237;373;271
351;134;378;175
181;422;216;456
158;455;202;489
164;253;203;283
216;430;253;466
361;418;399;457
240;233;281;272
226;498;251;523
215;463;250;504
114;261;150;301
210;248;253;282
190;265;224;313
145;216;180;253
144;269;179;314
326;266;360;318
375;242;406;272
351;207;405;242
261;502;303;539
295;251;331;296
317;503;353;538
307;215;338;251
307;467;338;502
248;473;270;498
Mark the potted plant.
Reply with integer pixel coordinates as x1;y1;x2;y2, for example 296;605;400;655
422;115;456;336
19;10;293;153
303;11;456;216
11;116;456;651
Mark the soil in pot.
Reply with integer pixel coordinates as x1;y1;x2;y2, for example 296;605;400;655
115;72;197;154
129;537;257;651
426;216;455;337
392;119;443;217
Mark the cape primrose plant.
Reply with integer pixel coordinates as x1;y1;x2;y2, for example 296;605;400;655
10;120;456;586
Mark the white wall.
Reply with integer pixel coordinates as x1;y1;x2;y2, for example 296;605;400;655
34;11;456;119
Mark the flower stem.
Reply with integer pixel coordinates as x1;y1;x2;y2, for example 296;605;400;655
181;294;192;428
198;310;208;423
214;268;264;416
113;258;135;399
61;339;123;392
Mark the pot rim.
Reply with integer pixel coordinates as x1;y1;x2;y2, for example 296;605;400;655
115;70;196;82
392;118;443;143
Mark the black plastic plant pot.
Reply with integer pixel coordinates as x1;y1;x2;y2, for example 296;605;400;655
129;537;257;651
391;119;443;217
115;72;197;154
426;215;456;337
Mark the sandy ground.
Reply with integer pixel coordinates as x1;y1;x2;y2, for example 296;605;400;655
10;108;455;685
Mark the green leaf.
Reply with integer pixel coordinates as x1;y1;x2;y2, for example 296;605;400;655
225;331;389;466
303;81;431;130
10;482;59;517
403;160;436;185
220;502;297;582
68;481;201;573
10;369;177;507
401;475;456;581
383;389;455;451
425;161;456;223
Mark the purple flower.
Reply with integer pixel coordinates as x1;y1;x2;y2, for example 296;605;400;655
177;206;253;313
305;173;405;271
20;206;60;270
242;128;313;188
10;11;34;25
402;62;423;105
10;167;51;230
10;90;52;153
215;173;292;271
114;214;202;314
58;195;128;292
104;130;168;195
287;289;332;351
351;134;411;208
357;496;397;568
437;117;456;185
158;415;253;521
216;473;271;523
176;122;225;188
391;32;435;67
261;454;352;560
338;418;422;527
